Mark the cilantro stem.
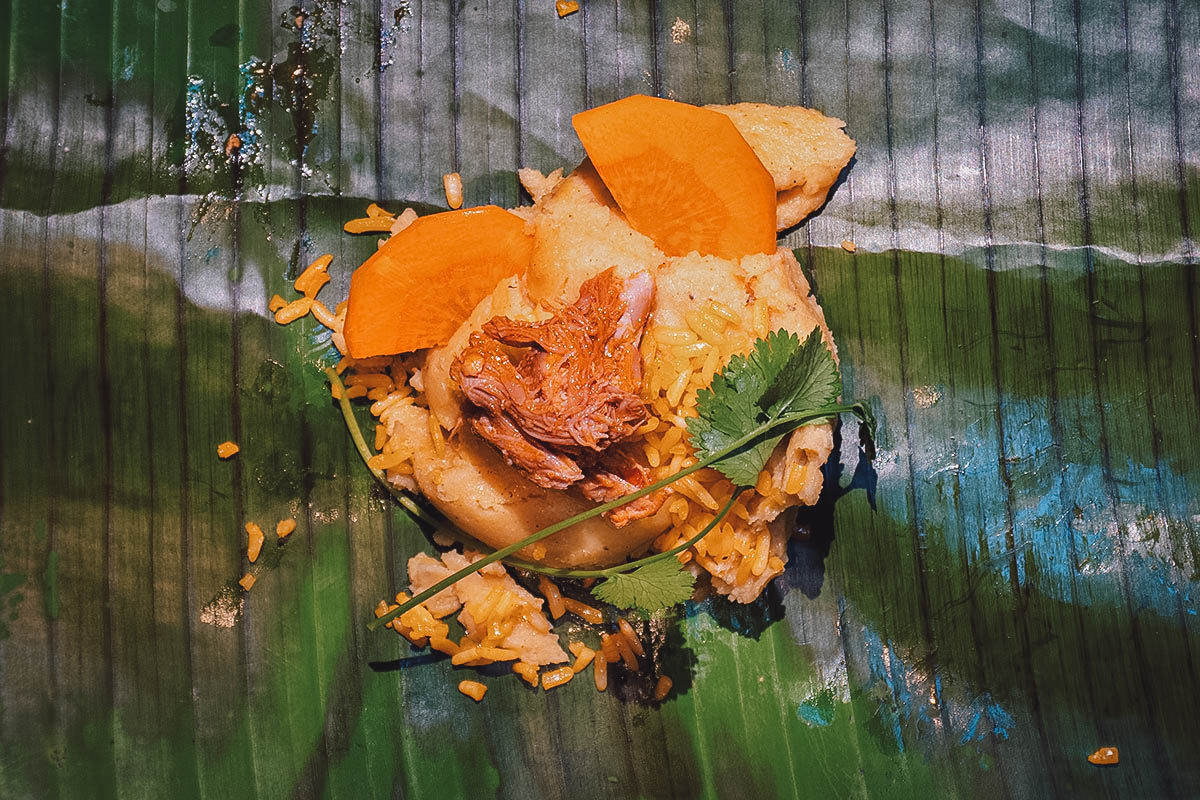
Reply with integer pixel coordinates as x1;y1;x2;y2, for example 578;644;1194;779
364;400;867;632
519;489;744;579
326;368;445;530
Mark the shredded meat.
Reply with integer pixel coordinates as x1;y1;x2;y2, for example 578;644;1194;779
577;446;665;526
451;269;666;524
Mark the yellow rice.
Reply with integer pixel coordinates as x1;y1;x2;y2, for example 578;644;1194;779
541;666;574;690
458;680;487;701
443;172;464;209
594;651;608;691
629;290;795;595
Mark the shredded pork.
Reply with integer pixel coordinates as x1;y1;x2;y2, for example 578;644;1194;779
451;268;664;524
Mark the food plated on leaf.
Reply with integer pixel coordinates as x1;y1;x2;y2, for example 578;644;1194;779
273;94;870;696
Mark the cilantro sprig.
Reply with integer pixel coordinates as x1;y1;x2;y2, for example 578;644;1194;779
591;558;698;614
689;329;842;486
329;328;874;630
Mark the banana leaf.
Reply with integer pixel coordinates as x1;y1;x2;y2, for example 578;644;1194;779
0;0;1197;797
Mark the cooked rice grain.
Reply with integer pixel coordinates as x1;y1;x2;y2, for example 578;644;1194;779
274;297;313;324
594;652;608;691
541;666;574;690
443;172;464;209
458;680;487;701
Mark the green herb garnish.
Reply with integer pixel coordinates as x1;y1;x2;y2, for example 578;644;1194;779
688;328;842;486
329;329;874;630
591;557;698;614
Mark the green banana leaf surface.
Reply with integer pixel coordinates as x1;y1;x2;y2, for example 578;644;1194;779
0;0;1197;797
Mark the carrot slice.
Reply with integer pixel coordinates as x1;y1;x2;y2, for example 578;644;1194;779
572;95;776;259
343;206;533;358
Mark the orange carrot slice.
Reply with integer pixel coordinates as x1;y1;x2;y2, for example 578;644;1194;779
572;95;777;259
343;206;533;358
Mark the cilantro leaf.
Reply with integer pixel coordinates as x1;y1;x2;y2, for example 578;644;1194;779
591;558;696;614
687;329;841;487
759;331;841;418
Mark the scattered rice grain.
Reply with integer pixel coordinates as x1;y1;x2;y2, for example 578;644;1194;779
617;617;645;657
600;632;619;663
706;300;741;323
443;172;463;209
428;416;445;456
293;254;333;297
458;680;488;701
751;533;771;576
513;662;539;686
654;327;697;346
571;646;595;673
477;646;519;662
310;299;338;329
343;216;396;234
538;576;566;619
331;331;348;355
451;647;481;666
562;597;604;625
541;666;574;690
274;297;313;324
245;522;265;563
367;451;409;471
391;207;419;234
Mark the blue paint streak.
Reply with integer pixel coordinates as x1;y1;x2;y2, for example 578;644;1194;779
914;391;1198;620
796;699;835;727
959;693;1015;745
858;623;1015;752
